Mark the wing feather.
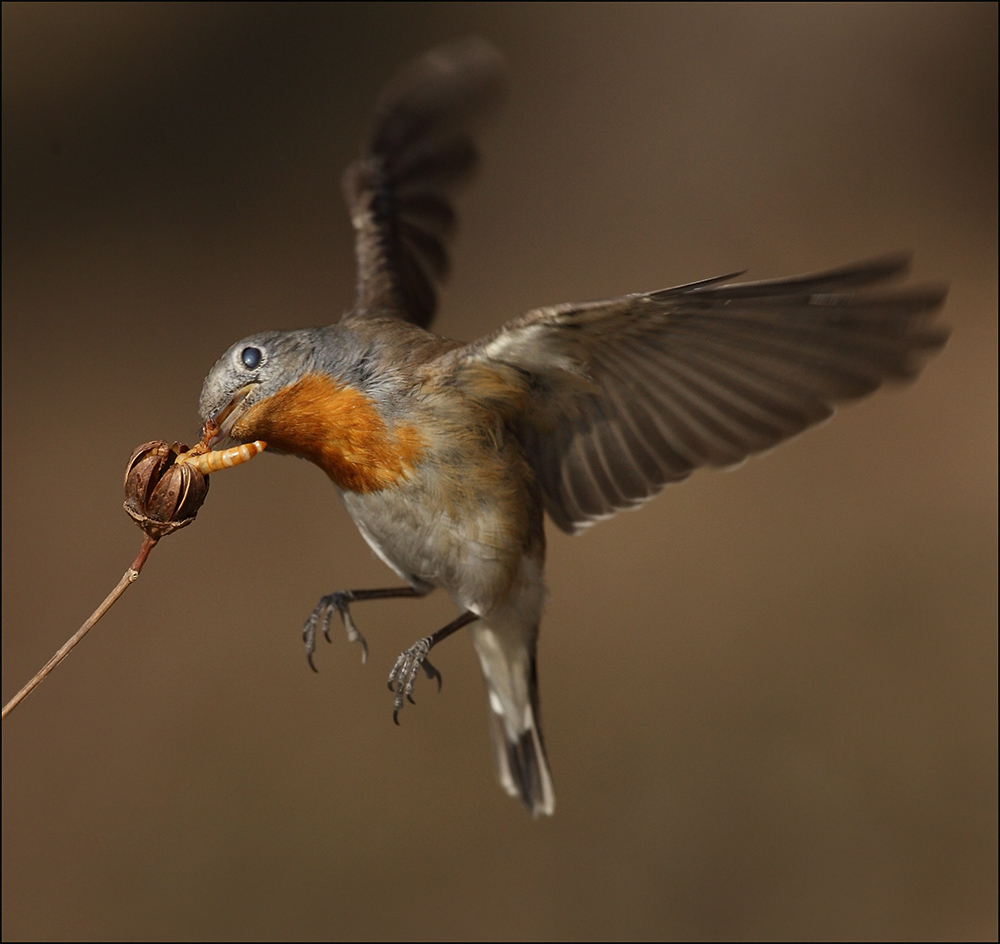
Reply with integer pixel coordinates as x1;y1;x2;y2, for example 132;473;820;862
341;39;505;328
461;256;948;533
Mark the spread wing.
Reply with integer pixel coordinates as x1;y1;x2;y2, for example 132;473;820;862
465;255;949;533
341;38;506;329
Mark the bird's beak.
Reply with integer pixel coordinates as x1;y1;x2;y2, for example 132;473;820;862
210;383;257;444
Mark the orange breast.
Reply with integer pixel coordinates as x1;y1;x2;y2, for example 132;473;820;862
232;373;425;493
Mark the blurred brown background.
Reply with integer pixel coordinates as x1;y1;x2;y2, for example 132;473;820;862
3;3;996;940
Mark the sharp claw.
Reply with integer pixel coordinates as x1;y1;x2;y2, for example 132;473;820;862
386;636;442;720
392;682;407;715
421;657;442;690
340;606;368;663
302;591;371;668
302;615;318;672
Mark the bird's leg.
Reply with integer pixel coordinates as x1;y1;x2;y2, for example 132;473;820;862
388;610;480;723
303;586;426;670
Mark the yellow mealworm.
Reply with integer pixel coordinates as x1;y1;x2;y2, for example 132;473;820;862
180;441;267;474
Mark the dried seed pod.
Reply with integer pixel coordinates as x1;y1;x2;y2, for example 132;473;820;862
124;441;210;539
124;434;266;539
123;441;174;508
147;459;209;522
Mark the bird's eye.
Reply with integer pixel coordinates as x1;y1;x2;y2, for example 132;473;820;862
241;347;262;369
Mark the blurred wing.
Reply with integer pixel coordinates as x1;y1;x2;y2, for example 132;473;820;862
341;38;506;329
466;255;949;533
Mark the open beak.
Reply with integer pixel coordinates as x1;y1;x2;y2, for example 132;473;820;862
210;383;257;445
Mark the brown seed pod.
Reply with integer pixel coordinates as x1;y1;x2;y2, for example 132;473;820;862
124;441;210;539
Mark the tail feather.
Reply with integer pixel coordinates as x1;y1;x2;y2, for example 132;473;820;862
487;692;555;817
471;608;555;816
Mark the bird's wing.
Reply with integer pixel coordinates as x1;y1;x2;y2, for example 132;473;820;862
461;255;948;534
340;38;506;329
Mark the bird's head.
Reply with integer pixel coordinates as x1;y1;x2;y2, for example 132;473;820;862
199;328;328;446
198;326;425;492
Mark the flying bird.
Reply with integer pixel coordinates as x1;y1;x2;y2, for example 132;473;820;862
199;38;948;816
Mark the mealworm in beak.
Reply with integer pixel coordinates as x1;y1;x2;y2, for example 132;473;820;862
177;441;267;474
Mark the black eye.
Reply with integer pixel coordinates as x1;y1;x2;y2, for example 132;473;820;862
241;347;262;369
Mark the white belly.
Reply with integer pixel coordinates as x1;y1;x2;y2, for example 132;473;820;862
340;481;524;615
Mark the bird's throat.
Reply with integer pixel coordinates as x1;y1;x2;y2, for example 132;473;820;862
232;372;425;493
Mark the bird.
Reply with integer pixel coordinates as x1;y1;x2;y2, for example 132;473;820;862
198;38;948;816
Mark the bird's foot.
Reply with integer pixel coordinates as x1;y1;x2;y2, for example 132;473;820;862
387;636;442;724
302;591;369;670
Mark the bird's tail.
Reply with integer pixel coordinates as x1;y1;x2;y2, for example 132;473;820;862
471;619;555;816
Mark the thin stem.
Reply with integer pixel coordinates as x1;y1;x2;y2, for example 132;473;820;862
1;535;159;721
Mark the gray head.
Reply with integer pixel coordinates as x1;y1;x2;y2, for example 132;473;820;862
198;328;340;440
